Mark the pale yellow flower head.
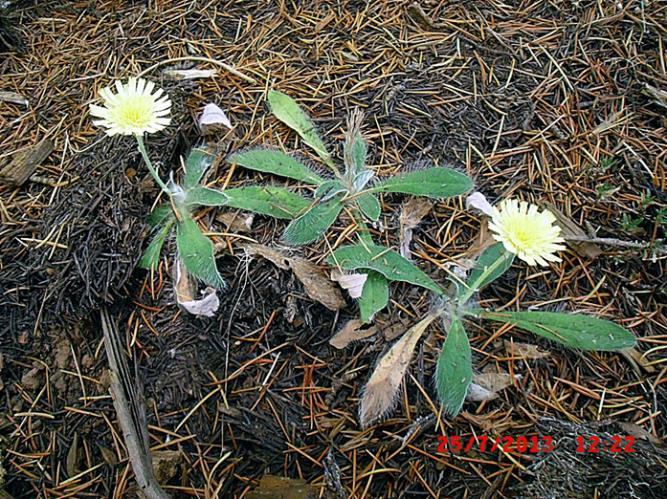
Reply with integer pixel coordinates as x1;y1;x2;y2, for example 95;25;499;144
89;77;171;136
489;199;565;266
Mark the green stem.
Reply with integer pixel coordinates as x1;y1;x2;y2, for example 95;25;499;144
351;207;374;247
458;250;512;305
136;135;171;195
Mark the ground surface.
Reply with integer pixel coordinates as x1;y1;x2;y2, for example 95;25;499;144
0;1;666;497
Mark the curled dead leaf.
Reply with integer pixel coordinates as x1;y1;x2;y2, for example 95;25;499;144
359;314;438;427
503;340;550;359
616;422;661;445
466;191;494;216
244;244;345;310
330;270;367;299
198;102;233;135
542;202;602;259
173;258;220;317
399;198;433;259
217;211;254;233
290;257;346;311
467;372;520;402
329;319;377;349
244;243;290;270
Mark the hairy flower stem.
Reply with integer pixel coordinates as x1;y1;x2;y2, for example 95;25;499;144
136;135;171;196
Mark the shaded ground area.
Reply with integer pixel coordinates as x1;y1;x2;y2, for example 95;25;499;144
1;0;665;497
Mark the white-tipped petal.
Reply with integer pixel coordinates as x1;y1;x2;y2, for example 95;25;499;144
89;77;172;136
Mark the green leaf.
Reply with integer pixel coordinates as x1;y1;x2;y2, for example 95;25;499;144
176;217;225;288
315;179;346;200
184;187;229;207
283;199;343;245
480;311;637;351
371;167;473;199
146;204;173;227
356;192;381;221
228;149;324;185
436;318;472;417
345;133;366;175
138;220;173;270
183;147;216;189
458;243;514;299
223;186;310;219
267;90;331;163
327;244;443;295
358;271;389;323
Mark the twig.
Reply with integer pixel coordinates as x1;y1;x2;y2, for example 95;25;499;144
100;307;168;499
565;235;661;251
137;56;256;84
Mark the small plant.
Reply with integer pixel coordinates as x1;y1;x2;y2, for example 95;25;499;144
228;90;474;321
359;197;637;425
90;78;309;290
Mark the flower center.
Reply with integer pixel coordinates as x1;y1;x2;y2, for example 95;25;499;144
115;97;153;128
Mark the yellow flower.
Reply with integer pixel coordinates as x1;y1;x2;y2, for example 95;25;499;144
89;77;171;136
489;199;565;266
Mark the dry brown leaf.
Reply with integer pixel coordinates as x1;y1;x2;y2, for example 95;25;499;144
217;211;254;233
382;318;412;342
245;244;344;310
66;432;79;477
173;258;195;303
330;270;367;299
399;197;433;259
467;372;520;402
504;340;551;359
620;347;656;374
243;243;290;270
616;422;662;445
542;202;602;259
359;314;437;427
289;257;346;311
98;445;118;466
329;319;377;349
152;450;182;484
248;475;318;499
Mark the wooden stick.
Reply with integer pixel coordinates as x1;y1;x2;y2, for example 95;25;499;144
100;307;169;499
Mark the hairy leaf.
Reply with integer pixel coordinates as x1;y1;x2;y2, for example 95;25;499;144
346;133;367;175
315;179;347;200
327;244;443;294
359;314;438;427
138;220;173;271
458;243;514;299
183;146;216;189
223;186;310;219
283;199;343;245
267;90;330;163
356;192;381;221
435;318;472;417
146;204;174;227
185;187;229;207
480;311;636;351
372;167;473;199
176;217;225;288
228;149;324;185
357;271;389;323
